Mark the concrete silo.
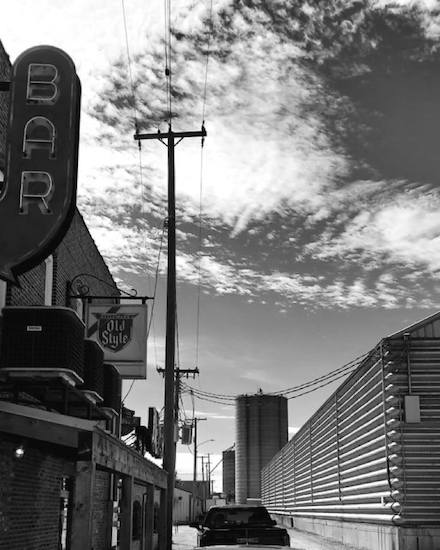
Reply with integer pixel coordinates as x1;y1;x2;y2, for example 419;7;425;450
235;394;288;504
222;449;235;503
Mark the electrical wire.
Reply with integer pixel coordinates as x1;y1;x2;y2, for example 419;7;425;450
195;143;204;372
120;0;154;403
180;349;375;405
122;221;167;403
121;0;139;127
163;0;172;126
201;0;214;125
270;351;373;397
194;0;214;372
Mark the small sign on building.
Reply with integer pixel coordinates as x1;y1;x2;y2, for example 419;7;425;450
86;303;148;379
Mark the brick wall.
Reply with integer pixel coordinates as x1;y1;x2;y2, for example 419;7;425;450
55;210;119;307
0;432;75;550
0;39;10;172
5;263;46;307
92;468;111;550
5;210;118;309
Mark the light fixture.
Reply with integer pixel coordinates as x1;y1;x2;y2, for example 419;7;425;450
14;445;25;458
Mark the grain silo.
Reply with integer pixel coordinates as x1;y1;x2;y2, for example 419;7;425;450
235;393;288;504
222;449;236;502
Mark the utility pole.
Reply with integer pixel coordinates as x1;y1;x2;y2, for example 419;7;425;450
135;125;206;550
207;454;212;499
192;417;206;521
201;455;206;513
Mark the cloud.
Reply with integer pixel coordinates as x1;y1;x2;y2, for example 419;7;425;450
4;0;440;311
306;182;440;273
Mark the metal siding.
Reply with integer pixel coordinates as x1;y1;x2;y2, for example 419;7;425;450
387;337;440;524
262;329;440;525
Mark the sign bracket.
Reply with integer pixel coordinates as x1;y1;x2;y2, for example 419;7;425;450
67;273;153;304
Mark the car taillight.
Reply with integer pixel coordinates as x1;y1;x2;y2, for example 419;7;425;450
283;533;290;546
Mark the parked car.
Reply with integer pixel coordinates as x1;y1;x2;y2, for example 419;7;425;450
190;505;290;547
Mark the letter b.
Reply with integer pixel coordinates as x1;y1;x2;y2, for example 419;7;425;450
27;63;59;103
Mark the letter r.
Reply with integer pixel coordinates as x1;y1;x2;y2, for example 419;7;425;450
20;171;53;214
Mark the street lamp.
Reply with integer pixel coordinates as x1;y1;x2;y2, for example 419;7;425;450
198;439;215;448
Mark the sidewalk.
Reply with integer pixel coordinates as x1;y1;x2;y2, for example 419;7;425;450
172;525;197;550
172;525;364;550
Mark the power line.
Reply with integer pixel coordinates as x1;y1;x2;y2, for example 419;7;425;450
271;351;372;397
201;0;215;124
163;0;173;125
121;0;139;127
194;0;215;371
121;220;166;404
181;349;374;404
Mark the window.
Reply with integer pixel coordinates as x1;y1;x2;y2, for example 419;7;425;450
132;500;141;541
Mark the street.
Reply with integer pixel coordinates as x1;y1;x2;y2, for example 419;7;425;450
172;525;364;550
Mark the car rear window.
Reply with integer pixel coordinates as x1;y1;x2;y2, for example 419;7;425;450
205;507;272;528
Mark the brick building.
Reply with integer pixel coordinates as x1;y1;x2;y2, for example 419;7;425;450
0;39;167;550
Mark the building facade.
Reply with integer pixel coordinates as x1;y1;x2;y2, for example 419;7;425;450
0;38;167;550
235;394;288;504
262;312;440;550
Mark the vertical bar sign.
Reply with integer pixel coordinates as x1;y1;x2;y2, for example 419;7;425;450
0;45;81;285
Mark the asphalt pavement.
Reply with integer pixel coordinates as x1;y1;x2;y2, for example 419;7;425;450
172;525;365;550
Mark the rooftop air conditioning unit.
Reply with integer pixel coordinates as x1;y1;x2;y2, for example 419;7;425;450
102;363;121;413
80;339;105;401
0;307;85;380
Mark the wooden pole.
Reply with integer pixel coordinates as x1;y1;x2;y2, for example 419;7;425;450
134;126;206;550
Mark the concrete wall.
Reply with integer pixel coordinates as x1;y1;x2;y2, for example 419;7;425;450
275;513;440;550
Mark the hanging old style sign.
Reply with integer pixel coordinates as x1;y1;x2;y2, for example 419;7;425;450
0;45;81;285
86;303;148;380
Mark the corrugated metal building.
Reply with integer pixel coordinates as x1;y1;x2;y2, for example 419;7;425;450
262;312;440;550
236;394;287;504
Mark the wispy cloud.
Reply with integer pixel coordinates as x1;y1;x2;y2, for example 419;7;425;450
3;0;440;311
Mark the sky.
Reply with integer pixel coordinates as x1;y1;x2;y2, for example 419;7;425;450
2;0;440;492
